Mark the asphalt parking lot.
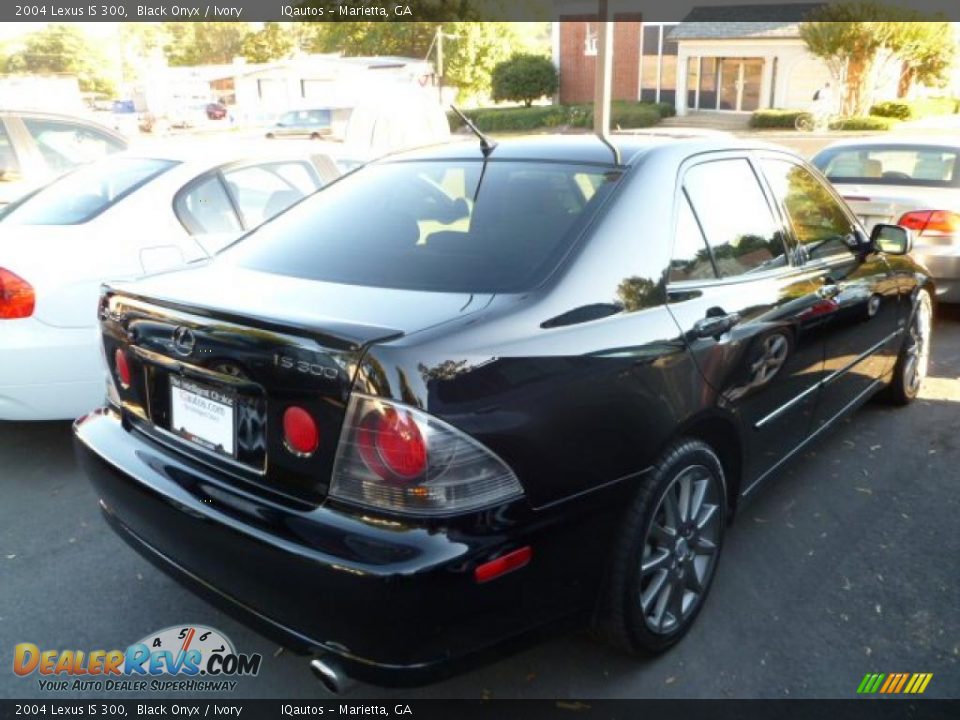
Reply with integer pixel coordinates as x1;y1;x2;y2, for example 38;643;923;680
2;308;958;700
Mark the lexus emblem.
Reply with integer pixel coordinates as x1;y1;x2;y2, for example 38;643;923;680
172;326;197;357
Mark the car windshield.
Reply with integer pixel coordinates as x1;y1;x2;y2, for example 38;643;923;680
221;159;622;293
813;145;960;188
0;157;176;226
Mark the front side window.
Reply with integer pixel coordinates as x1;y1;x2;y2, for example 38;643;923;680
222;160;622;293
23;118;125;173
683;158;787;277
0;157;174;225
761;159;856;262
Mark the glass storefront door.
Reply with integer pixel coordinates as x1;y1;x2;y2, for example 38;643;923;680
697;57;764;111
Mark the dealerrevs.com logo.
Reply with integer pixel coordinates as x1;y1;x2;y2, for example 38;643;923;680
13;625;262;692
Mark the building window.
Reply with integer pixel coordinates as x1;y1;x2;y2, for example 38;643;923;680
584;23;598;56
639;23;679;106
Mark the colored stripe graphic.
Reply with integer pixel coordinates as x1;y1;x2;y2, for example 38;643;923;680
858;673;932;694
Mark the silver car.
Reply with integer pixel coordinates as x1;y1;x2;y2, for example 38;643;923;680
812;137;960;302
0;110;128;206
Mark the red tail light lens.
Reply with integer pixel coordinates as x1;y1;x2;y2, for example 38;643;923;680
283;406;320;456
0;268;35;319
357;407;427;481
898;210;960;235
331;394;523;515
114;349;131;389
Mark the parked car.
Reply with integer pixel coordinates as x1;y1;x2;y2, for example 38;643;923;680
206;102;228;121
0;110;127;206
74;137;932;691
0;147;341;421
812;137;960;303
266;108;333;139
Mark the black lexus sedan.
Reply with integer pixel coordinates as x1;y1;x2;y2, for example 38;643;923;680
75;136;934;690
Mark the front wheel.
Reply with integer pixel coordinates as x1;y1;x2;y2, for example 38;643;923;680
597;439;726;654
887;289;932;405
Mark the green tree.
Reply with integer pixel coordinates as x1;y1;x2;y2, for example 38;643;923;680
800;3;955;115
890;20;956;97
241;22;295;63
491;53;558;106
163;22;250;66
3;24;115;95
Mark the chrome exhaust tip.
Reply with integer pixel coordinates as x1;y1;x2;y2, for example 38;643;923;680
309;656;354;694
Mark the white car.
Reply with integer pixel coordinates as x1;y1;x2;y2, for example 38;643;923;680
812;137;960;303
0;147;341;421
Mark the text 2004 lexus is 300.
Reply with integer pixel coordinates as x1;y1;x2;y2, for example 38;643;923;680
75;136;933;690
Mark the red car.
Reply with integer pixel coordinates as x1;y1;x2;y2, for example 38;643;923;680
206;103;228;121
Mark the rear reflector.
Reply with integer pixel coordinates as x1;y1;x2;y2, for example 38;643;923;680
474;546;533;583
283;406;320;456
114;349;131;389
0;268;35;319
898;210;960;236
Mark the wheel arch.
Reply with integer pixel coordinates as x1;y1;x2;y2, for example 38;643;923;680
671;410;744;520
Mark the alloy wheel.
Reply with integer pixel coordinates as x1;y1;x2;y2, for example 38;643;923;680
904;297;932;396
639;464;722;634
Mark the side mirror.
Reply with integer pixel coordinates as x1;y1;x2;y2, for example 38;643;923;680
870;223;911;256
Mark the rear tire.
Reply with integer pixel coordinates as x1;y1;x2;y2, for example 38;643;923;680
597;439;726;655
794;113;815;132
887;289;932;405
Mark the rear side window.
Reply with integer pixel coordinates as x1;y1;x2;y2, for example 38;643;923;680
669;192;716;282
176;175;242;235
813;145;960;187
683;158;787;277
0;157;174;225
223;160;622;293
222;162;320;228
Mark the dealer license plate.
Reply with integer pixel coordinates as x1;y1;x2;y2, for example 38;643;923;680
169;376;236;457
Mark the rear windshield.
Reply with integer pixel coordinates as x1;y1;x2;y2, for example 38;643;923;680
1;157;176;225
222;160;622;293
813;145;960;187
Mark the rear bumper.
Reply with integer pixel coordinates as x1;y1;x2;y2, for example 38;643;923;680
0;319;103;420
913;247;960;303
74;409;612;686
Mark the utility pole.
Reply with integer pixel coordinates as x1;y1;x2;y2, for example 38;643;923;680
593;0;614;139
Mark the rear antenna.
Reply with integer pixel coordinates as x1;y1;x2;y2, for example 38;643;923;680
450;105;496;157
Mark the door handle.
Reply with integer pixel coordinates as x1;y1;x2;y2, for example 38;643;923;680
817;283;841;300
691;312;741;339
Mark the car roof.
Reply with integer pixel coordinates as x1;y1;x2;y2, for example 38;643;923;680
117;140;333;169
380;134;800;167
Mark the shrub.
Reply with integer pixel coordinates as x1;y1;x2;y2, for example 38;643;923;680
491;54;559;108
832;116;898;131
447;102;665;133
749;110;808;128
869;101;913;120
870;97;960;120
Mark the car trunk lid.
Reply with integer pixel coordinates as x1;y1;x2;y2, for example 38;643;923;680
101;264;492;503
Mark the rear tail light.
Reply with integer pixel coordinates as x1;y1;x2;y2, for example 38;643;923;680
283;406;320;456
898;210;960;236
114;348;132;389
0;268;35;319
330;394;523;515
